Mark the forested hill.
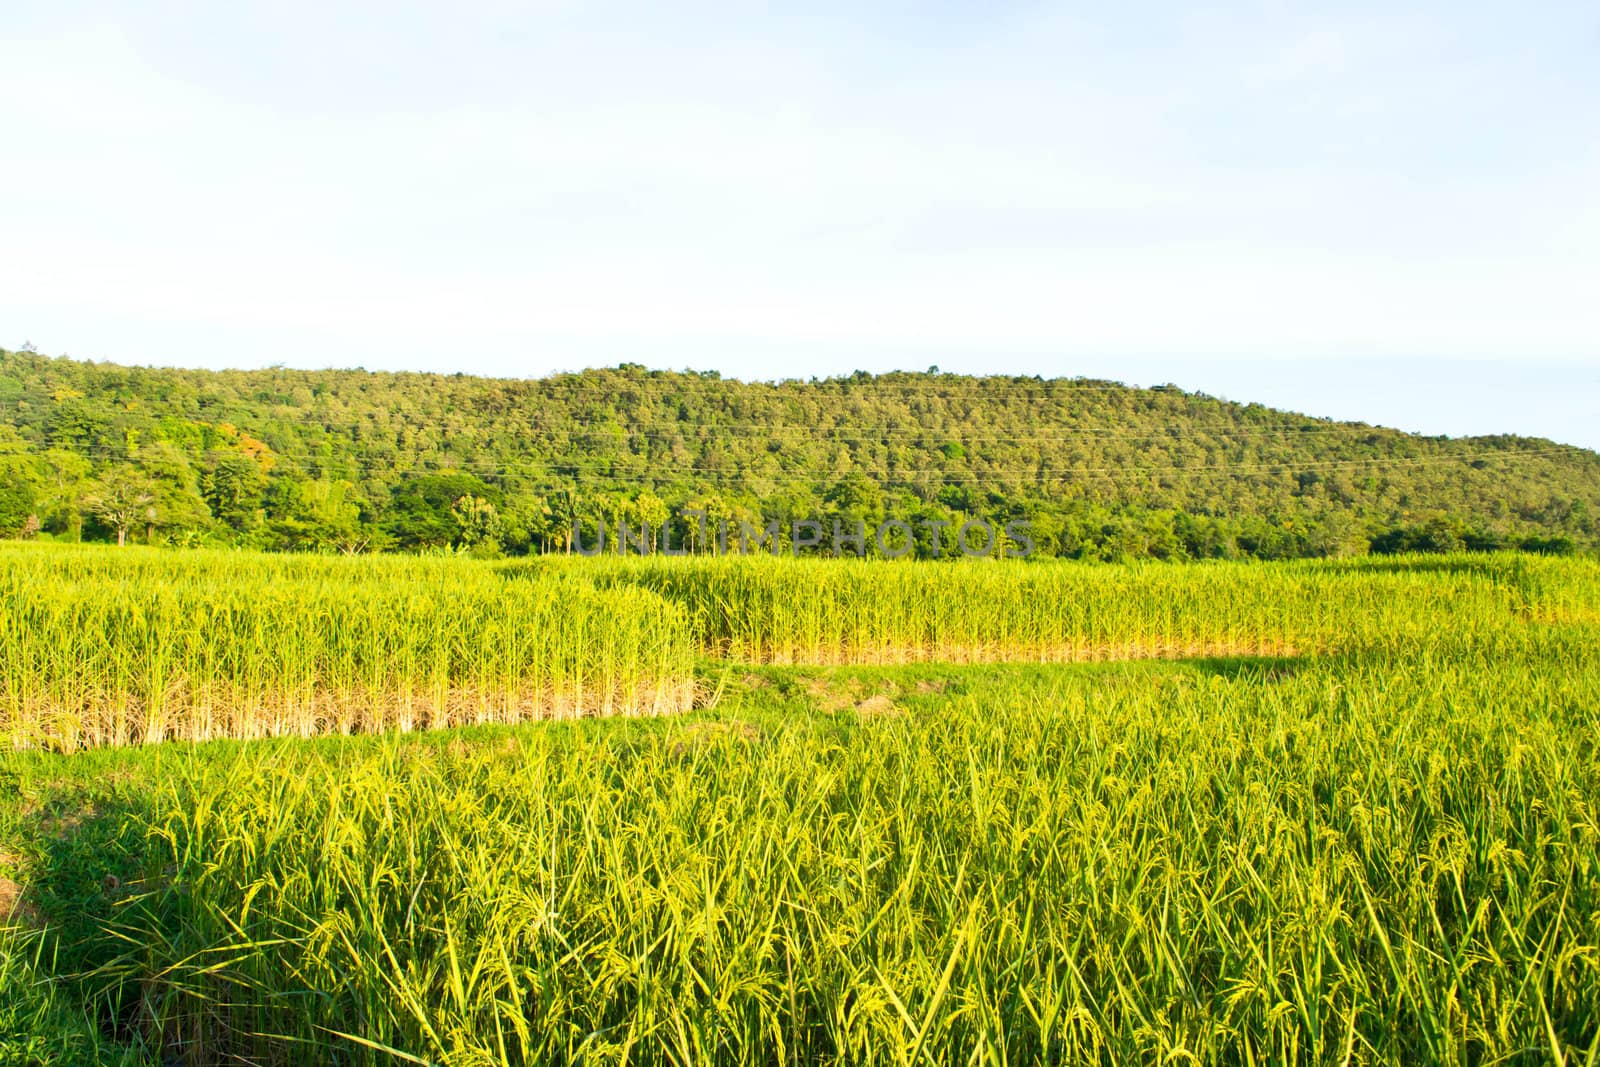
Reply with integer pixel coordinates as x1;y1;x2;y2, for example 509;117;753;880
1;348;1596;560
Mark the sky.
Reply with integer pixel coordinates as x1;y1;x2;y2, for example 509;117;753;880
3;1;1598;448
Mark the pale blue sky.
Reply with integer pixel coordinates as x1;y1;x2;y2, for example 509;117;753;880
3;2;1597;446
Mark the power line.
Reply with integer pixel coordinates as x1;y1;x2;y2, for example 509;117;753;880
32;415;1541;446
34;441;1588;486
524;445;1585;482
421;422;1421;442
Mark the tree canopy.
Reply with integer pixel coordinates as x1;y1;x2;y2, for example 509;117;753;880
1;349;1595;560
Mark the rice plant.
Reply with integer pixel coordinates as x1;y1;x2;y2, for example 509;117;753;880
4;545;1600;1063
0;544;697;749
57;631;1600;1064
574;552;1596;665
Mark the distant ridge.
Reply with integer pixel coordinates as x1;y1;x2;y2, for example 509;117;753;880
1;349;1595;558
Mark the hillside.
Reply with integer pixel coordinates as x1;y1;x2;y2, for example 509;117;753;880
1;348;1596;559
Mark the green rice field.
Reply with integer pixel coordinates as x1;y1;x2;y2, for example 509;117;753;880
2;544;1598;1064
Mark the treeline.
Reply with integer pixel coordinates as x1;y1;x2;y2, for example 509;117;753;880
1;348;1596;560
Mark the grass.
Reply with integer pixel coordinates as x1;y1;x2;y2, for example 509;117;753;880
1;926;149;1067
1;545;1599;1063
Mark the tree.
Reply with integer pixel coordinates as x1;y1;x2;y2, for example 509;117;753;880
84;473;157;546
451;493;501;552
384;473;495;550
635;490;670;545
0;469;37;536
202;453;269;531
267;477;371;553
0;434;42;536
3;348;1598;561
548;488;579;554
38;448;93;540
